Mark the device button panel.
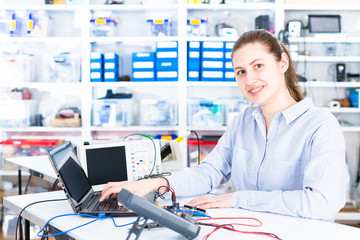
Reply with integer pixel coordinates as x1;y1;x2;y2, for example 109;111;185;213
126;140;162;181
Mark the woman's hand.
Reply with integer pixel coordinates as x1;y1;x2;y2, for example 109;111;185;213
99;178;168;202
187;193;233;209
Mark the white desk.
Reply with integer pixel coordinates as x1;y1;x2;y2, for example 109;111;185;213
3;190;360;240
4;155;57;184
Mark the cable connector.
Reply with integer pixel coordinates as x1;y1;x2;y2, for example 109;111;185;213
98;213;106;219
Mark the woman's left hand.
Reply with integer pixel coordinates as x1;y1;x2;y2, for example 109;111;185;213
187;193;233;209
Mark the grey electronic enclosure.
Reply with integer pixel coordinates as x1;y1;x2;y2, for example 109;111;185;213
117;188;200;239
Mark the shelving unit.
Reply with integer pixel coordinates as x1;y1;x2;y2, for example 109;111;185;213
0;1;360;221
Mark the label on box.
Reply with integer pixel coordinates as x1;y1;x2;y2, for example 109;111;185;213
225;52;232;59
157;41;178;49
91;52;102;59
157;71;178;78
133;72;154;78
189;51;200;58
91;72;101;78
104;72;115;79
203;51;224;59
225;71;235;78
189;41;200;48
90;62;102;69
133;62;154;68
225;61;233;69
202;61;223;68
157;52;178;58
202;41;224;49
225;42;235;50
202;71;223;78
189;71;199;77
104;52;116;59
104;62;115;69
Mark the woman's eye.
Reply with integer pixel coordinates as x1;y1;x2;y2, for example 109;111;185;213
255;64;263;69
237;70;245;75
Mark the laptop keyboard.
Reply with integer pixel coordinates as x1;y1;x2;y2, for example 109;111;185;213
93;196;125;211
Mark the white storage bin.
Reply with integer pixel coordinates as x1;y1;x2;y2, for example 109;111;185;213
187;99;225;127
140;99;178;126
92;99;134;127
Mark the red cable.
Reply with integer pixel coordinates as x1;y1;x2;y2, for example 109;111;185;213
197;217;281;240
197;217;262;227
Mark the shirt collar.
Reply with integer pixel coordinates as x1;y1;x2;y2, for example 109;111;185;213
282;97;313;124
251;97;313;125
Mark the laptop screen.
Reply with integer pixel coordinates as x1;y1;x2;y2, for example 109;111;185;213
85;146;128;185
58;156;92;203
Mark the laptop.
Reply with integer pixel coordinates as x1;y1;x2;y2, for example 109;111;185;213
47;141;139;217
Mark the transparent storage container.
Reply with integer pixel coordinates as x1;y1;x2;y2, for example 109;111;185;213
224;98;249;125
92;99;134;127
0;53;36;83
187;99;224;127
140;99;178;126
90;17;119;37
187;18;207;37
147;19;172;37
43;52;81;82
0;100;37;128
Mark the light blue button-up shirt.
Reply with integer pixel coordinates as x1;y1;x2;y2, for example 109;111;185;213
168;98;348;221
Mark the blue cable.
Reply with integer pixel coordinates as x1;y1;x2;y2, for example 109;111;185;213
37;213;145;238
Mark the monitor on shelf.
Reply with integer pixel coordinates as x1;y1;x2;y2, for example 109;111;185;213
308;15;341;34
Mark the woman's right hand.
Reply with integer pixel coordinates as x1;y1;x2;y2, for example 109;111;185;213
99;178;168;202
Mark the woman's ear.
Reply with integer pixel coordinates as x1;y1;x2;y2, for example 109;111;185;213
280;52;289;73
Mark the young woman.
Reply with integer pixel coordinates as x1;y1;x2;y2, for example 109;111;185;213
100;29;348;221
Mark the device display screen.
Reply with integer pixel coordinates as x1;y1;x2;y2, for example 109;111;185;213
85;146;128;185
58;156;92;203
309;15;341;33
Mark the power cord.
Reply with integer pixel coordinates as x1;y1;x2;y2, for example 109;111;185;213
190;130;201;165
15;198;67;240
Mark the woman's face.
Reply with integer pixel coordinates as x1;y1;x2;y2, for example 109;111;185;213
232;42;288;107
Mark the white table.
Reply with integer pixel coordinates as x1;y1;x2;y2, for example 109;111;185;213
3;190;360;240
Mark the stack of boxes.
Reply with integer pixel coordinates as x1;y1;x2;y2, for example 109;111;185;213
90;52;103;82
156;41;178;81
132;41;178;82
187;41;235;82
224;42;235;81
90;52;119;82
188;41;201;81
132;52;156;81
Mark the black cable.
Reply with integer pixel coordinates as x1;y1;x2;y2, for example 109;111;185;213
190;130;201;165
15;198;67;240
156;185;176;203
24;174;32;194
123;133;157;179
50;179;59;191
